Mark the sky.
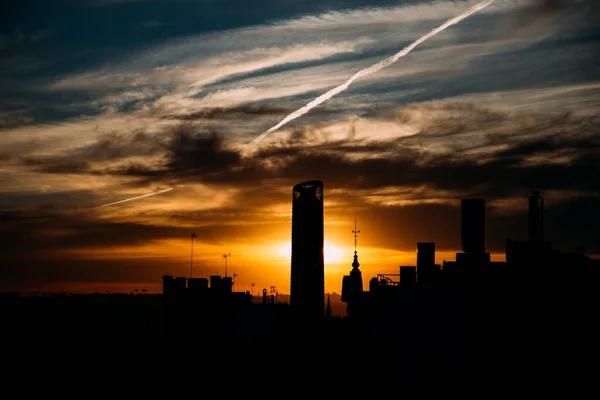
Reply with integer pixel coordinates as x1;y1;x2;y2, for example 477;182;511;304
1;0;599;295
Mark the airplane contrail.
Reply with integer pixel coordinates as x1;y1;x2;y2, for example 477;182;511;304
93;188;174;209
253;0;496;143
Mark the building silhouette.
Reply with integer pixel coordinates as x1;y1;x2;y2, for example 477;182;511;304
400;266;416;286
529;190;544;241
341;248;364;318
506;191;553;282
416;242;439;285
290;180;325;320
341;190;599;323
3;183;599;380
443;198;491;284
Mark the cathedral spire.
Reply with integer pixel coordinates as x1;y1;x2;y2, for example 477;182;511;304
341;218;363;318
326;294;332;318
352;219;360;270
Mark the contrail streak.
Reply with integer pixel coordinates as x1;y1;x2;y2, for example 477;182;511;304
253;0;495;143
93;188;174;209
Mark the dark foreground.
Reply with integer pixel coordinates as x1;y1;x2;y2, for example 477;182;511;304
1;291;597;384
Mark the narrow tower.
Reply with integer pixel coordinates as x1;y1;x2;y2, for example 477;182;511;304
341;219;363;318
290;180;324;321
529;191;544;242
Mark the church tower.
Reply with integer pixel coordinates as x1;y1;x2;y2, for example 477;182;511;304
341;219;363;318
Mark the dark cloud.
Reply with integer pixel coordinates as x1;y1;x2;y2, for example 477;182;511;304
17;125;244;178
22;103;597;203
165;125;241;173
495;130;599;158
160;109;599;200
0;30;45;48
497;0;597;35
21;157;91;174
18;130;165;173
2;215;178;251
0;207;252;265
0;201;290;286
78;131;163;161
162;104;293;121
526;0;569;14
0;189;99;210
0;108;34;129
6;104;599;261
0;209;188;285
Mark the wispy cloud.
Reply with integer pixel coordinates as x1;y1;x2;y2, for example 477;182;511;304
51;40;373;92
92;187;174;209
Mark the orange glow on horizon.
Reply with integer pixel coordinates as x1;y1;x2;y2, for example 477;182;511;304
49;235;508;295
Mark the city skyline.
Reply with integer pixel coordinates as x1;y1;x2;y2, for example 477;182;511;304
3;184;596;298
1;0;599;296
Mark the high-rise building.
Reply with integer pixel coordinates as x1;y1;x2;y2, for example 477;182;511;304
162;275;174;297
529;191;544;242
461;199;486;254
417;242;437;284
417;242;435;267
291;180;324;320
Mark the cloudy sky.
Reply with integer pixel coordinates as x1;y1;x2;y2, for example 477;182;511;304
1;0;599;295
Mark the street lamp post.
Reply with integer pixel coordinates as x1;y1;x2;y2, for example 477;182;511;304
190;233;197;278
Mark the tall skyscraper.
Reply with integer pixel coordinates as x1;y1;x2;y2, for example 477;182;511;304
461;199;486;254
529;191;544;242
291;180;324;320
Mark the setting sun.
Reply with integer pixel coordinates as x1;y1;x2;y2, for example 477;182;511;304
324;241;345;264
276;241;346;264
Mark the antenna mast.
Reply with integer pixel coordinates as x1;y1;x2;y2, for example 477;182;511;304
352;219;360;253
222;253;231;277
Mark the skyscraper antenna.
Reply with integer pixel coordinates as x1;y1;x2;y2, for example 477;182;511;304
352;219;360;253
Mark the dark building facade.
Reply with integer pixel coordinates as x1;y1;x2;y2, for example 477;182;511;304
529;190;544;242
291;180;325;320
417;242;435;267
400;266;416;286
461;199;486;254
416;242;439;285
341;250;364;317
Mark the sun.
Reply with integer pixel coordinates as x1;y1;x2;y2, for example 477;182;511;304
324;241;344;264
276;241;345;264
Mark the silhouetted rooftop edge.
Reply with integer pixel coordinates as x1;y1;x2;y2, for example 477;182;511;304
293;180;323;191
